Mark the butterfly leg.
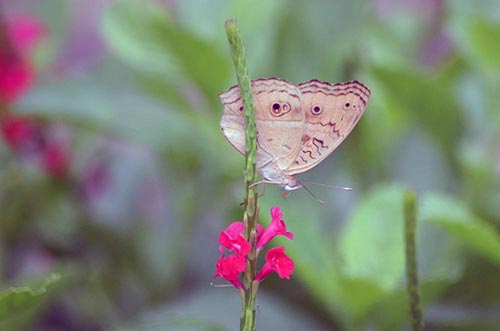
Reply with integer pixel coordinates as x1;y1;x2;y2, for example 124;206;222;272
249;180;276;198
239;183;266;205
249;179;273;189
258;182;267;198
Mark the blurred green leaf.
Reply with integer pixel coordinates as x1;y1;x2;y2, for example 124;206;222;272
355;77;408;178
336;185;465;325
466;19;500;74
0;273;61;319
339;185;405;291
102;1;176;74
421;193;500;266
111;287;323;331
371;67;461;155
258;197;344;316
260;186;407;323
102;0;231;105
335;277;386;322
365;206;465;330
269;0;370;80
0;273;60;328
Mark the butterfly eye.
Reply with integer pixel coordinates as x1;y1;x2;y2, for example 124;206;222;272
312;106;322;115
239;106;244;113
270;102;291;116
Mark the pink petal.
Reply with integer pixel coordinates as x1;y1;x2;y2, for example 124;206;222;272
270;206;284;221
7;15;46;54
214;253;245;289
219;230;250;256
0;55;34;102
1;115;36;149
257;207;294;249
42;142;69;177
224;221;244;238
255;246;294;281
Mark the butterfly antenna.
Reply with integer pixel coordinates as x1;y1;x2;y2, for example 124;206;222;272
300;179;353;191
299;181;325;205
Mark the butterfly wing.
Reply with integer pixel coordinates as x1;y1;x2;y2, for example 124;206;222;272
286;79;370;175
220;78;304;174
219;83;246;155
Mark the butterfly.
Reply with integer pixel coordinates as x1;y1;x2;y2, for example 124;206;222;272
219;77;370;191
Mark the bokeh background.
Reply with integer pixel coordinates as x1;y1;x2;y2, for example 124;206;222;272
1;0;500;330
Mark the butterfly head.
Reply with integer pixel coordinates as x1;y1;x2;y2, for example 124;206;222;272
282;176;325;204
283;176;302;191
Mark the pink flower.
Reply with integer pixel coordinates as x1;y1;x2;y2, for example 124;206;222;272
214;207;295;288
42;141;70;177
215;222;250;289
219;221;264;256
0;15;70;178
0;52;34;102
6;15;46;55
0;15;45;103
0;115;38;151
255;246;295;281
1;115;70;178
214;252;246;289
219;228;251;256
257;206;294;249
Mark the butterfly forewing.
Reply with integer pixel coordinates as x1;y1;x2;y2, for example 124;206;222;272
286;80;370;175
220;84;246;155
220;78;305;175
251;78;304;170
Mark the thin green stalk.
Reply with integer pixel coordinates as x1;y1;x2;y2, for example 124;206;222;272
404;190;424;331
224;19;259;331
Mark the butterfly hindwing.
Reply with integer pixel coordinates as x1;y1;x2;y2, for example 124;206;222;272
287;80;370;175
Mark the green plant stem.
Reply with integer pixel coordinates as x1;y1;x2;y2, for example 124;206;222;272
404;190;424;331
224;19;259;331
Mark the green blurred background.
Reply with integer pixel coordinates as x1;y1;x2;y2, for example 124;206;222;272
1;0;500;330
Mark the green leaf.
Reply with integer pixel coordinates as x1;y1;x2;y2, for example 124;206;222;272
371;67;461;154
337;185;465;324
339;185;406;291
421;193;500;265
466;19;500;74
0;273;61;322
335;277;386;322
258;197;342;313
102;1;176;74
266;185;409;322
102;0;231;104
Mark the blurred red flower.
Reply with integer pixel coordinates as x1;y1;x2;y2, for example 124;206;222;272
0;115;39;151
0;55;33;103
0;14;45;103
1;14;69;178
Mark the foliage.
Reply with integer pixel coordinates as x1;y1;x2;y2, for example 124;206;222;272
0;0;500;330
0;274;60;330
